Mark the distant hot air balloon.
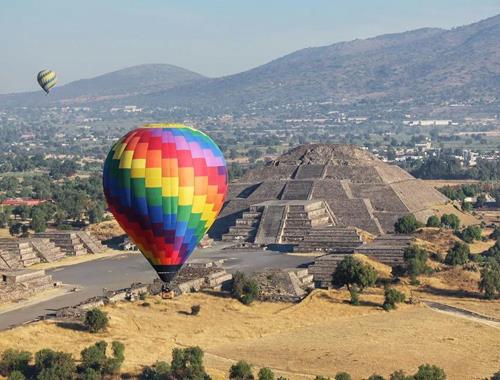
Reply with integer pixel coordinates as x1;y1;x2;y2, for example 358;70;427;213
37;69;57;93
103;123;228;284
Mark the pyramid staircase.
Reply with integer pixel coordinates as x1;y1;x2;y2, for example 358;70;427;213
29;238;67;263
308;253;352;288
280;201;332;243
0;239;40;267
354;234;414;266
35;232;87;256
76;231;106;254
293;226;363;253
222;206;263;242
0;249;22;269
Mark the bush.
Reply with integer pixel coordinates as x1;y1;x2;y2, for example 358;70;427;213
441;214;460;230
34;349;76;380
80;368;101;380
103;341;125;375
7;371;25;380
0;349;32;377
480;258;500;299
139;292;147;301
389;370;408;380
368;375;385;380
140;361;171;380
445;242;470;266
395;214;422;234
314;377;330;380
191;305;201;316
426;215;441;227
383;287;406;311
458;225;482;243
231;272;260;305
84;308;109;333
413;364;446;380
258;367;275;380
491;371;500;380
335;372;352;380
229;360;254;380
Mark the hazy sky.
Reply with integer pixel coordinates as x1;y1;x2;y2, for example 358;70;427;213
1;0;499;94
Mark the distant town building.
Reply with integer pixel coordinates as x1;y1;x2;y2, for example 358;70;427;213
1;198;45;207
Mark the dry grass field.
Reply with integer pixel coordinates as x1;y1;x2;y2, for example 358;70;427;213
0;290;498;380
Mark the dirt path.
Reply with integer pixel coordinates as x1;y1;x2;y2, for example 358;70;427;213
424;301;500;328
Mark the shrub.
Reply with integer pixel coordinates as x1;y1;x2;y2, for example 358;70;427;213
383;287;406;311
258;367;275;380
426;215;441;227
490;228;500;240
480;258;500;299
171;346;208;380
7;371;25;380
140;361;171;380
0;349;32;377
314;377;330;380
335;372;352;380
389;370;409;380
413;364;446;380
368;375;386;380
191;305;201;316
491;371;500;380
80;368;101;380
403;245;431;276
229;360;254;380
445;242;470;266
441;214;460;230
103;341;125;375
139;292;147;300
395;214;422;234
34;349;76;380
231;271;260;305
84;308;109;333
458;225;482;243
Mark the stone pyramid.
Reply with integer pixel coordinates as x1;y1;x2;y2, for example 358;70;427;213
212;144;447;242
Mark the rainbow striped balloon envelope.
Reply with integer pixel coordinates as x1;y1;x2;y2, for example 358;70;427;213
103;123;228;282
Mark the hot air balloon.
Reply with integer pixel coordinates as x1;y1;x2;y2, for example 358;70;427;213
37;69;57;93
103;123;228;284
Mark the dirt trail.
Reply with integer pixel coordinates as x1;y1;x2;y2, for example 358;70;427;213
424;301;500;328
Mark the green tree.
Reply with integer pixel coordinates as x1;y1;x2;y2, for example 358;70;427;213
395;214;422;234
458;225;482;243
229;361;254;380
30;207;48;233
383;287;406;311
403;245;431;277
80;341;107;373
389;370;410;380
0;349;32;377
426;215;441;228
80;368;101;380
258;367;275;380
413;364;446;380
84;308;109;333
332;256;377;305
139;361;171;380
491;371;500;380
445;242;470;266
440;214;460;230
170;346;208;380
480;258;500;299
368;375;386;380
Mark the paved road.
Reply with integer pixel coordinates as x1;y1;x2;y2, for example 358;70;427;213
0;245;312;330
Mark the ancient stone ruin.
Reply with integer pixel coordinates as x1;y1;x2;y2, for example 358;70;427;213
0;231;105;270
214;143;447;242
0;269;57;303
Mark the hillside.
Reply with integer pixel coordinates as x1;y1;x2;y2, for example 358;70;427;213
0;64;206;105
143;14;500;110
